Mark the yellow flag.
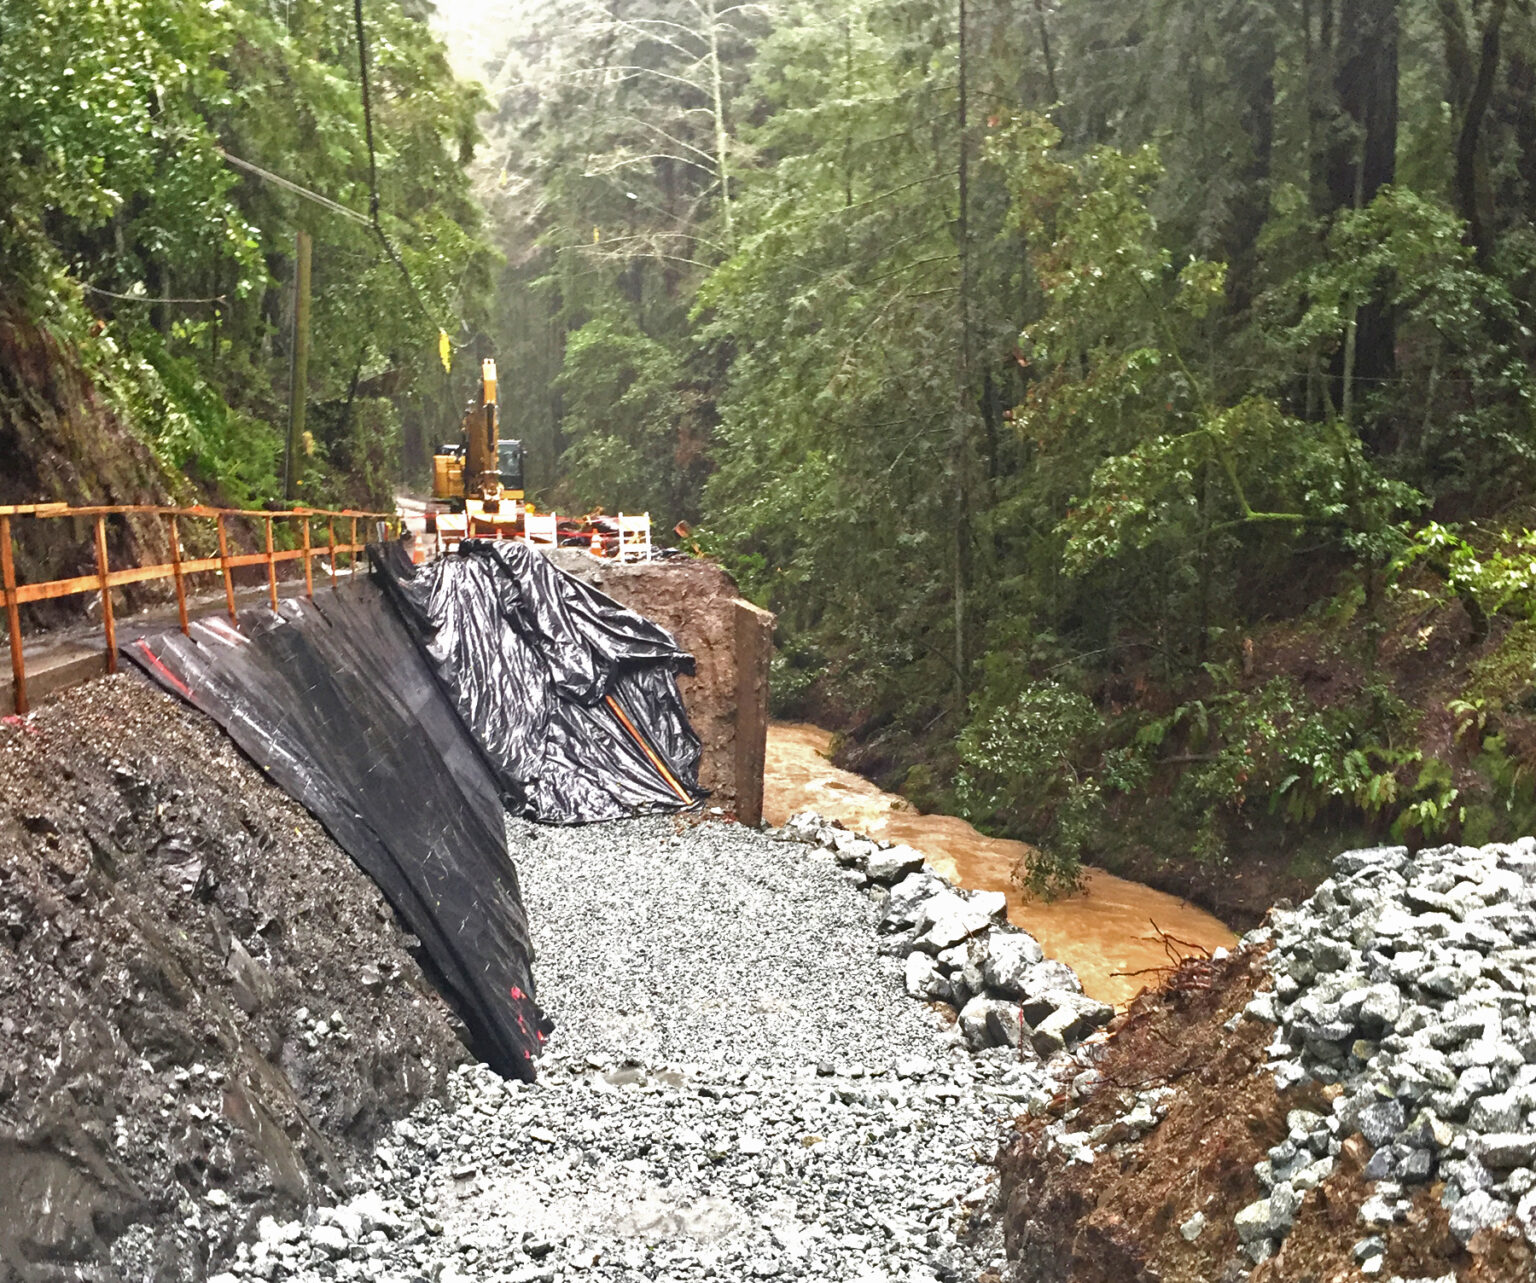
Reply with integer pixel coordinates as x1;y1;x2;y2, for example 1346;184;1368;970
438;329;452;373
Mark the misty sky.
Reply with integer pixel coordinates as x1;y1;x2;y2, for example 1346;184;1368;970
429;0;528;83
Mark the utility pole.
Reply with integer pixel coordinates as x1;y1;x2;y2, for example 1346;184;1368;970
283;229;313;501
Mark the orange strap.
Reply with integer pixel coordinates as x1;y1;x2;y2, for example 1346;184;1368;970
604;694;694;805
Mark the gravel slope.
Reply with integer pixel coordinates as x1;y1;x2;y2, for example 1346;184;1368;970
219;816;1044;1283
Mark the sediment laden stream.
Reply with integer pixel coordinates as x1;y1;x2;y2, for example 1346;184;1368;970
762;722;1236;1006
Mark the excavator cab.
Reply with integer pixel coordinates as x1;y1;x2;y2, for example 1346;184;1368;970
496;438;524;495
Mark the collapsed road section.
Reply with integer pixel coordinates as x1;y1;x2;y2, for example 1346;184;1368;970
124;562;551;1080
374;540;706;823
0;539;737;1282
123;541;711;1080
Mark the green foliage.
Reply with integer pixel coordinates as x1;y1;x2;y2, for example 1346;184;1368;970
1264;188;1536;497
993;117;1423;611
133;331;281;506
555;315;708;517
0;0;494;509
1391;521;1536;623
956;681;1103;896
950;652;1490;886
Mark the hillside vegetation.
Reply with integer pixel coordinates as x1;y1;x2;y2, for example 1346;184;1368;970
468;0;1536;904
11;0;1536;904
0;0;494;520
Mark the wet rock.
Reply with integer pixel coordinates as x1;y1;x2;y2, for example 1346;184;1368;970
881;871;949;932
1448;1188;1513;1244
1477;1133;1536;1170
1234;1199;1272;1244
1358;1099;1406;1148
226;936;276;1015
980;932;1046;997
959;995;1016;1050
912;890;1007;952
864;844;925;885
904;953;951;1003
1253;837;1536;1258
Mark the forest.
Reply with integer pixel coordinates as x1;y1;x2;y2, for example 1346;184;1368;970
8;0;1536;902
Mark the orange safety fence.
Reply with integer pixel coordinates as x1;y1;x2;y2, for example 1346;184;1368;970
1;502;399;715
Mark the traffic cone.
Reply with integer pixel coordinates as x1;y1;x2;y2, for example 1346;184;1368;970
590;530;603;557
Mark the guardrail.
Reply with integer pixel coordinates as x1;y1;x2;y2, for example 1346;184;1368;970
1;502;399;715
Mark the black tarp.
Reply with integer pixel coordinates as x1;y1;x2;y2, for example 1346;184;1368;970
374;539;705;823
122;582;551;1080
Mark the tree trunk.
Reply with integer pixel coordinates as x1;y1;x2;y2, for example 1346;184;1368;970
1505;52;1536;213
953;0;974;705
704;0;733;247
1449;0;1507;262
1325;0;1398;434
1221;2;1275;317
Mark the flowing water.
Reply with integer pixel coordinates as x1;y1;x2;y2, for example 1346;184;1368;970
763;722;1237;1007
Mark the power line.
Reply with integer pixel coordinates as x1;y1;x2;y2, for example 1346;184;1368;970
218;149;373;227
81;283;227;305
219;128;450;349
352;0;447;344
354;0;381;223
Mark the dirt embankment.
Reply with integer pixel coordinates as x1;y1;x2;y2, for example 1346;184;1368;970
0;676;469;1282
999;946;1531;1283
0;309;184;625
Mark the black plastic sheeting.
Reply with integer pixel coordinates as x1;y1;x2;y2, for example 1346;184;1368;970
122;583;551;1081
374;539;705;824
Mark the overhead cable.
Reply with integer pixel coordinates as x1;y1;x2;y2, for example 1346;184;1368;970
82;283;228;305
352;0;447;343
218;149;374;226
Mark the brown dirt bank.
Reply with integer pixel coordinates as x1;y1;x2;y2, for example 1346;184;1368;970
0;676;469;1282
998;946;1531;1283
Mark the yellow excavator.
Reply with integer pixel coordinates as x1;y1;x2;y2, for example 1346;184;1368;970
429;359;525;540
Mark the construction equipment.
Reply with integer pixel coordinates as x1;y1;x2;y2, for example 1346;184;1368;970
419;364;667;561
430;359;524;541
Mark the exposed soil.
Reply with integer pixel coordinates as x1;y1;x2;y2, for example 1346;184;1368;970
0;308;180;627
997;945;1532;1283
0;675;469;1283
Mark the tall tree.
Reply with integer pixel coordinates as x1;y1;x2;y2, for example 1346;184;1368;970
1323;0;1400;422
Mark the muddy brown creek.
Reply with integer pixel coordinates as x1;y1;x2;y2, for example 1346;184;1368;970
763;722;1237;1007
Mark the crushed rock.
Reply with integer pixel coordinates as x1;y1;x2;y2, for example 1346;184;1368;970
208;811;1120;1281
996;839;1536;1283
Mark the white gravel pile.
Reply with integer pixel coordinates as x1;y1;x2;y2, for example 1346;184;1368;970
1237;840;1536;1269
211;815;1082;1283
